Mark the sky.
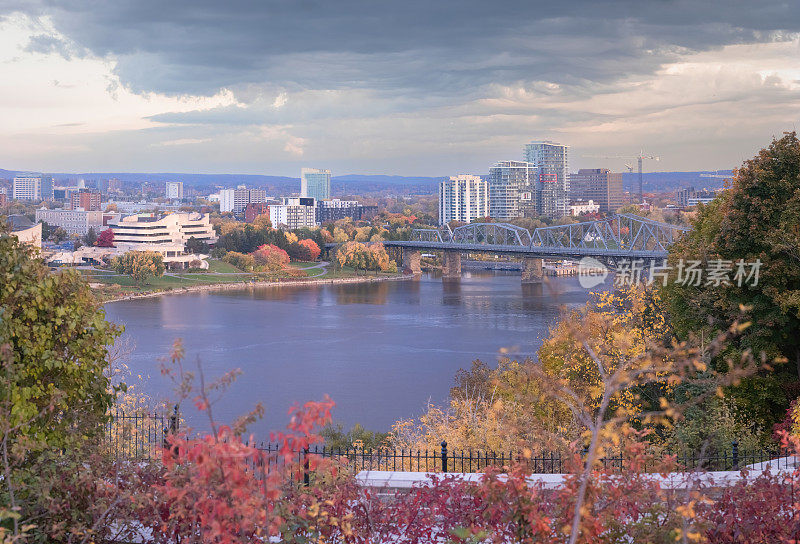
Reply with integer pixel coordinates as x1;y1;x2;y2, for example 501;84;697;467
1;1;799;177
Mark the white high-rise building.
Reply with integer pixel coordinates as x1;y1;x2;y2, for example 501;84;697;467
488;161;535;221
439;175;489;226
219;187;268;214
13;174;54;201
524;141;569;219
300;168;331;201
165;181;184;200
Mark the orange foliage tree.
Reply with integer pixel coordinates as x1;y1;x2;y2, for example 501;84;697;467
251;244;290;271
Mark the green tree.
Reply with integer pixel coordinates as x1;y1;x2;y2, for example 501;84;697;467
111;251;166;284
0;230;122;451
83;227;97;246
663;132;800;429
185;236;209;254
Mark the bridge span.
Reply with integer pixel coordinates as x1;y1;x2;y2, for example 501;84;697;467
381;214;690;282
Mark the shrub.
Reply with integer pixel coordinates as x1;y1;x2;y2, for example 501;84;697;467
222;251;256;272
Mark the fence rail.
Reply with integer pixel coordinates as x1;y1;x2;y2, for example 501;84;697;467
102;413;794;474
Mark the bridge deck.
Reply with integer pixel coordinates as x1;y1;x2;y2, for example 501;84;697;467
382;240;668;259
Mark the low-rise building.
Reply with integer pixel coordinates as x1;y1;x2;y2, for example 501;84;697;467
35;208;108;236
107;212;217;247
677;187;719;207
316;199;378;224
569;199;600;216
269;197;317;229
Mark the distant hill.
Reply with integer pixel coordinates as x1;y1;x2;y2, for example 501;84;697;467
1;167;730;195
622;171;732;193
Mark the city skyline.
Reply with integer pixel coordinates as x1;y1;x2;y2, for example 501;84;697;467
1;2;799;175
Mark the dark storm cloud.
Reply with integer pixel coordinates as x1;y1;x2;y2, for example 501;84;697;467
4;0;800;97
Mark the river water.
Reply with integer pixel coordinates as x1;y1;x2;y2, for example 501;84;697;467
104;271;599;438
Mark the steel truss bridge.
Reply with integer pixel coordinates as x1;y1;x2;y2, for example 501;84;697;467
383;214;690;261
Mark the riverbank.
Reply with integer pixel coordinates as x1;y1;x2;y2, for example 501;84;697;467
101;271;409;303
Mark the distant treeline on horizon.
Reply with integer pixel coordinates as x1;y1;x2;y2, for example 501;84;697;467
0;168;731;195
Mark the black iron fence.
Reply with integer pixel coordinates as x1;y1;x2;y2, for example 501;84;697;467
104;406;178;461
255;440;795;474
102;412;794;474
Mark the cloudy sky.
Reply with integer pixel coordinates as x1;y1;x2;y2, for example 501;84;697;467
1;1;799;176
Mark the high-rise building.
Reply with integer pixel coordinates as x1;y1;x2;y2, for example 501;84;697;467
68;188;102;211
438;175;490;226
165;181;184;200
13;174;54;201
0;188;7;208
268;197;317;229
300;168;331;201
488;161;535;221
524;141;569;218
219;187;268;214
98;178;122;196
569;168;623;213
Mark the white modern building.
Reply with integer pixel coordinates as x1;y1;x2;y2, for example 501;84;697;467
439;175;489;226
108;212;217;247
300;168;331;201
569;199;600;216
13;174;54;201
35;208;112;236
268;197;317;230
219;187;268;214
524;141;570;219
488;161;535;221
165;181;184;200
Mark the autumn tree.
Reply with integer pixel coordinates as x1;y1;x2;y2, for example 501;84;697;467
286;239;320;262
223;251;256;271
111;251;166;284
663;132;800;429
298;238;321;260
96;227;114;247
251;244;290;271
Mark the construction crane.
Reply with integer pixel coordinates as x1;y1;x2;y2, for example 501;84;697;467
584;151;660;204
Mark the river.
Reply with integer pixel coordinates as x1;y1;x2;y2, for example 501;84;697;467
104;271;600;438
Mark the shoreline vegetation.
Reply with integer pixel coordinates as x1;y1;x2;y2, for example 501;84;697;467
90;262;407;303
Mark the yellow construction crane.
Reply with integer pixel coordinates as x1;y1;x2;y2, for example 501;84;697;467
584;151;660;204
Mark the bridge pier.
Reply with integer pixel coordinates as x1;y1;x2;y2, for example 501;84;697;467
401;248;422;275
442;251;462;280
521;257;543;283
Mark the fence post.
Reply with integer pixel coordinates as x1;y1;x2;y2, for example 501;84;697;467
441;441;448;473
732;440;739;470
303;447;310;486
170;404;179;434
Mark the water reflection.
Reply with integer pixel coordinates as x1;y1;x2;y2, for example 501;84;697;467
334;281;390;305
105;272;600;438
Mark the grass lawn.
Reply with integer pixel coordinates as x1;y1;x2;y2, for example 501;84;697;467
204;259;244;273
288;261;320;270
